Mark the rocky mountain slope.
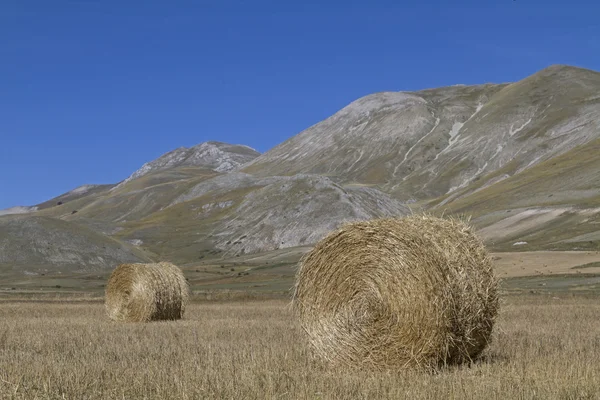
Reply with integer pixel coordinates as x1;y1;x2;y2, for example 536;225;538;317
243;84;504;193
118;141;260;186
112;173;409;263
0;215;151;273
2;142;408;270
240;65;600;252
3;64;600;272
243;65;600;202
0;142;259;272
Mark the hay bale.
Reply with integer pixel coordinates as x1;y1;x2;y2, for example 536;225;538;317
105;261;189;322
292;215;499;370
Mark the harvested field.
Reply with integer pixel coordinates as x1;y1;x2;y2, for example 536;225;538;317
0;293;599;399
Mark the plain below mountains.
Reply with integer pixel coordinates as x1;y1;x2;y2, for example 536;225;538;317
3;64;600;273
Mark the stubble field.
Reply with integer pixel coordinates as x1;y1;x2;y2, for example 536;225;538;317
1;293;600;399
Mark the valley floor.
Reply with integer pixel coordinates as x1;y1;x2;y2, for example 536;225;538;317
1;293;600;399
4;250;600;296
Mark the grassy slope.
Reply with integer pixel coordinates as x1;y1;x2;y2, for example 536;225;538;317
36;167;219;222
430;138;600;250
435;138;600;215
113;186;260;263
0;215;153;275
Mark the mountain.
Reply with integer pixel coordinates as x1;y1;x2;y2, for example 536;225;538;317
3;64;600;273
242;84;506;193
109;173;409;263
19;142;261;225
118;141;260;186
0;215;151;274
3;140;408;270
435;136;600;251
0;142;260;272
0;206;38;216
240;65;600;251
34;184;116;211
243;65;600;202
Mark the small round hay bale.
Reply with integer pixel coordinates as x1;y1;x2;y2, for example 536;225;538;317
292;215;499;370
105;261;189;322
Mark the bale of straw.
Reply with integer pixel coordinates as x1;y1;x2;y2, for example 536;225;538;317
292;214;499;370
105;261;189;322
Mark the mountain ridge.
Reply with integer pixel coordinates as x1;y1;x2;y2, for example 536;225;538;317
117;141;260;187
3;64;600;272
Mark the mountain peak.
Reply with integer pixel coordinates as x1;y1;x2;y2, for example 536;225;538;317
120;141;260;185
339;92;426;116
529;64;600;79
0;205;38;216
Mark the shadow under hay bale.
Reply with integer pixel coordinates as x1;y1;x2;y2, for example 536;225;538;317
292;214;499;371
105;261;189;322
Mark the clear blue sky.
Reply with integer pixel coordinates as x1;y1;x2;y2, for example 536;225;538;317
1;1;599;209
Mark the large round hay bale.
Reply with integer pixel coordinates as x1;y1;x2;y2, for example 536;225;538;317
105;261;189;322
292;215;499;370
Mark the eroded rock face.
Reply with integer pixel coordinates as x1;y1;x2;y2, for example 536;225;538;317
204;174;410;255
244;65;600;202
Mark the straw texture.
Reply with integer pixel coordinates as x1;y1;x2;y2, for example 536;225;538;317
292;215;499;370
105;261;189;322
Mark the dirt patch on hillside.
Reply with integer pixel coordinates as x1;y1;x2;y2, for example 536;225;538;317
479;208;571;241
492;251;600;278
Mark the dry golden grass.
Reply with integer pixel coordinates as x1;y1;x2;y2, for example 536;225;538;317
0;295;599;399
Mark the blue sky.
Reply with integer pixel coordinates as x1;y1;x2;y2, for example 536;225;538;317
1;0;599;209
